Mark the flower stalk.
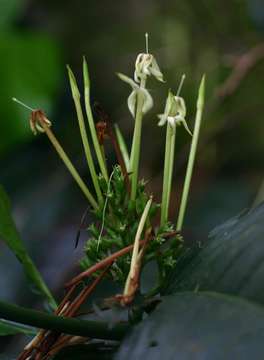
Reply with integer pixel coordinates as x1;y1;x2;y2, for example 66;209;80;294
129;77;146;200
12;98;98;210
118;34;164;200
160;123;176;226
176;75;206;231
38;116;99;211
159;78;190;226
67;66;103;206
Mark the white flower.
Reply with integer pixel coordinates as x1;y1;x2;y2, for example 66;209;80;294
117;73;153;117
158;90;192;135
134;53;164;83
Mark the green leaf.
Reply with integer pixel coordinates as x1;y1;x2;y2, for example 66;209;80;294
114;124;130;171
0;185;57;309
0;319;36;336
54;344;116;360
166;202;264;304
116;292;264;359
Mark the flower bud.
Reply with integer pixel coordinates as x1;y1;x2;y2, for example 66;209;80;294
134;53;164;83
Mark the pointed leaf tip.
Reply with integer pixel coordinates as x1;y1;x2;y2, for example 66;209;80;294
67;65;80;99
83;56;90;89
197;74;206;109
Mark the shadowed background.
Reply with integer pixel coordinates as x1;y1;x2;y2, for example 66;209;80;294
0;0;264;356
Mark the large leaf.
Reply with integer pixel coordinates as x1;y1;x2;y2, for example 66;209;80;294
165;202;264;304
0;319;35;336
0;185;56;309
116;292;264;359
54;344;116;360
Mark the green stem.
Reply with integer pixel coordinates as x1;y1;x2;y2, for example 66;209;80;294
161;124;176;226
44;125;98;210
67;66;103;206
114;124;130;171
130;78;146;200
176;75;205;231
83;57;109;182
0;300;129;340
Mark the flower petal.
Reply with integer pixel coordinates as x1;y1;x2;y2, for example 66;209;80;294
181;118;193;136
168;116;176;127
117;73;138;90
141;88;153;114
150;56;165;82
174;96;186;117
127;90;137;118
157;114;167;126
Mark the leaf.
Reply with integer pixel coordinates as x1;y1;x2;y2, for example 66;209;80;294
54;344;116;360
116;292;264;360
0;185;57;309
0;319;36;336
114;124;130;171
166;202;264;304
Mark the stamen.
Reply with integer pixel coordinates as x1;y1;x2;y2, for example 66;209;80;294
176;74;186;96
12;97;35;112
145;32;149;54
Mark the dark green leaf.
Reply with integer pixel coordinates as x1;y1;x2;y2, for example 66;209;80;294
166;202;264;304
0;185;56;309
116;292;264;360
54;344;116;360
0;319;36;336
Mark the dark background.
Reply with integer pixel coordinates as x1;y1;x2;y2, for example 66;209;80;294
0;0;264;356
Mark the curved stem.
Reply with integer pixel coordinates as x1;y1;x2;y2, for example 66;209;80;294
0;300;129;340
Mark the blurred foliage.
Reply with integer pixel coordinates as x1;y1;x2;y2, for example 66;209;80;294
0;0;62;155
